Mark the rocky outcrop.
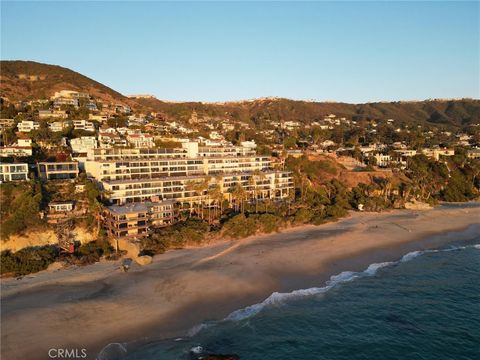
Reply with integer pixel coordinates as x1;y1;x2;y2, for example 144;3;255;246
404;200;433;210
1;230;57;252
0;226;94;252
136;255;153;266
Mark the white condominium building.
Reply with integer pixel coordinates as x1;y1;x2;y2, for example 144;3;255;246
101;171;293;206
85;142;293;206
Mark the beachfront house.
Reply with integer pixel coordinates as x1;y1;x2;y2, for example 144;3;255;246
103;200;175;239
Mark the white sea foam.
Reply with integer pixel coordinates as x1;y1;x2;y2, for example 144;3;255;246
190;345;203;354
401;251;423;262
226;262;395;322
327;271;358;285
364;262;394;275
96;342;127;360
187;323;211;337
190;242;480;336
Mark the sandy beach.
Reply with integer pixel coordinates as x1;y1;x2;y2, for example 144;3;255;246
1;204;480;360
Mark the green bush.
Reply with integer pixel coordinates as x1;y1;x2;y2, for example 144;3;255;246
1;246;58;276
222;214;257;239
142;218;210;254
293;208;313;224
256;213;283;233
76;239;113;262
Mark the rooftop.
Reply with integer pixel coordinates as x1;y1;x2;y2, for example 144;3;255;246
106;199;175;215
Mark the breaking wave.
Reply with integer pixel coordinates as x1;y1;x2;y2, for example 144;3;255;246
191;243;480;330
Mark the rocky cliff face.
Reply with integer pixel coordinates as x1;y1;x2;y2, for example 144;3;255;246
0;226;94;252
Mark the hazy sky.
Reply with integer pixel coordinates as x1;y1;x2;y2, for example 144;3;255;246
1;1;479;103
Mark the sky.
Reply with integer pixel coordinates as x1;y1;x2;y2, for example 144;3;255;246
1;1;479;103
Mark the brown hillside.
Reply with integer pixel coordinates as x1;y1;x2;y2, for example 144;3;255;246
0;60;133;106
1;61;479;128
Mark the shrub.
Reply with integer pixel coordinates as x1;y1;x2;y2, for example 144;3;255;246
76;239;114;263
293;208;313;224
1;246;58;276
257;213;283;233
222;214;257;239
142;218;210;254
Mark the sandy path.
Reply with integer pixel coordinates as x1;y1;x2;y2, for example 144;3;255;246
1;204;480;360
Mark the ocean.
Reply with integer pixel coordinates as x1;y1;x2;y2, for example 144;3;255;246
99;235;480;360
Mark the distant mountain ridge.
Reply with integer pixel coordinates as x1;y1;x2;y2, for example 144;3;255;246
1;60;479;128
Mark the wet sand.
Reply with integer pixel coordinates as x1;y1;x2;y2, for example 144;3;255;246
1;204;480;360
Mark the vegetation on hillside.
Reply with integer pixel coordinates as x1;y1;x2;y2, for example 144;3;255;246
138;151;479;257
2;61;479;130
0;60;130;105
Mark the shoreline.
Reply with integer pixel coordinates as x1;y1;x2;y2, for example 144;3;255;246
1;204;480;360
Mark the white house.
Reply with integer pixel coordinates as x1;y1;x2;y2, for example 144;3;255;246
374;154;392;167
127;133;155;148
0;146;33;157
70;136;98;153
98;132;127;148
17;120;40;132
17;138;32;147
73;120;96;132
0;163;29;182
49;120;73;132
38;110;68;120
48;201;75;213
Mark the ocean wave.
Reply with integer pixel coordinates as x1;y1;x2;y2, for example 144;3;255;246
97;342;127;360
400;250;423;262
187;323;212;337
401;244;480;263
190;345;203;354
187;242;480;336
226;262;396;322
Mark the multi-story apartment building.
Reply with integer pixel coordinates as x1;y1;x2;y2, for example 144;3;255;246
87;147;186;161
0;163;29;182
103;200;175;239
37;161;79;180
17;120;40;132
85;142;293;206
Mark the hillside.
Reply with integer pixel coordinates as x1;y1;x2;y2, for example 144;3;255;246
138;97;480;129
1;60;479;128
0;60;132;105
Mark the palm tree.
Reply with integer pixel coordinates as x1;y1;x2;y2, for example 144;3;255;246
184;180;197;215
207;184;223;223
231;182;247;213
